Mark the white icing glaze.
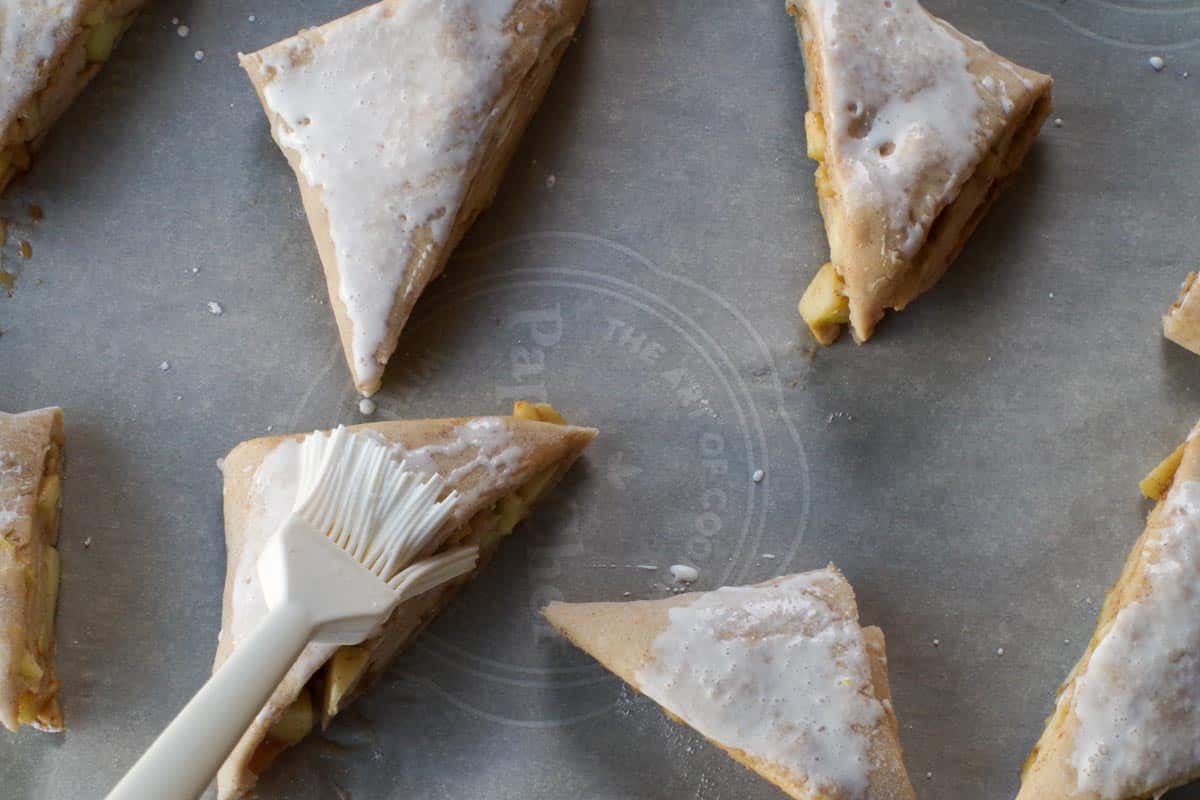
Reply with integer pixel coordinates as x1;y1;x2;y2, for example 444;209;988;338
636;570;883;798
370;417;524;520
998;58;1034;91
1069;480;1200;798
810;0;984;256
229;437;302;646
254;0;523;390
0;1;83;128
0;451;27;532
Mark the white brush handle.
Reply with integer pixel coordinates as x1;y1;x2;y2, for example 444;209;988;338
105;603;314;800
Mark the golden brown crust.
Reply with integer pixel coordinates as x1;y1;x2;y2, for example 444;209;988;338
215;413;596;800
238;0;587;395
0;407;64;733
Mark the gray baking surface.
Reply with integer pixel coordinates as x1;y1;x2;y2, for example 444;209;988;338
2;1;1199;798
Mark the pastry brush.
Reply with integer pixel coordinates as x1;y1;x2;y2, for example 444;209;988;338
105;426;473;800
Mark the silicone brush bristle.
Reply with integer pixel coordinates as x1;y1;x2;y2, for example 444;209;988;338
291;427;472;587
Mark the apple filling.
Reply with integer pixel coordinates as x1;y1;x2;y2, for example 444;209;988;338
254;401;572;766
1141;442;1187;501
798;261;849;346
0;1;139;192
9;442;63;730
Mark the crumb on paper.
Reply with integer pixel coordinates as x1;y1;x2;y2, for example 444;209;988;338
932;638;940;647
83;537;91;548
159;361;170;371
193;49;205;62
545;174;556;189
761;553;776;560
669;564;699;583
996;647;1005;656
1053;118;1063;128
1149;55;1165;71
248;14;256;22
176;24;189;37
752;469;765;483
207;301;223;316
358;398;377;416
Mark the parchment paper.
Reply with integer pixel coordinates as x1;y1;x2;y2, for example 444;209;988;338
2;1;1199;798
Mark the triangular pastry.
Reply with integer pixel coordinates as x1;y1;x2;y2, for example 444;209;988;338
1163;271;1200;357
0;407;64;733
239;0;587;396
214;402;595;800
544;567;916;800
1017;421;1200;800
1;0;143;194
788;0;1053;345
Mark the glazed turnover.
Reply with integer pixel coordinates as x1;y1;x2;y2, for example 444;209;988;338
0;1;143;193
213;402;596;800
788;0;1052;345
1018;422;1200;799
239;0;587;396
0;407;64;732
545;567;917;800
